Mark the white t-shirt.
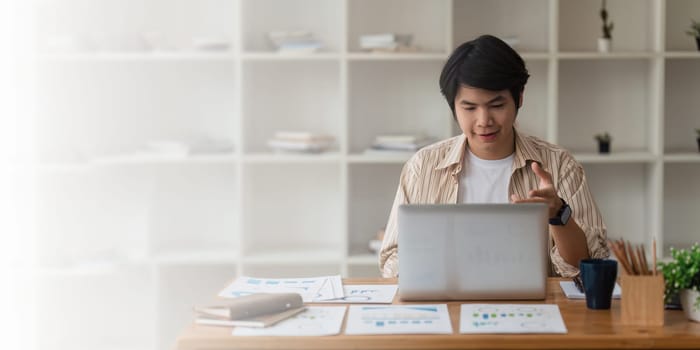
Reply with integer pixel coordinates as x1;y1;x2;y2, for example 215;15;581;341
458;149;514;204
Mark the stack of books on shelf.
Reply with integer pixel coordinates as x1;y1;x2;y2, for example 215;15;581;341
365;134;433;155
359;33;417;53
267;131;335;153
267;30;322;54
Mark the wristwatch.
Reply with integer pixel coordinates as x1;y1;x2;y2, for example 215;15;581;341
549;197;571;226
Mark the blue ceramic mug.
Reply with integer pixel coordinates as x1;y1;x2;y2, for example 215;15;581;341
579;259;618;310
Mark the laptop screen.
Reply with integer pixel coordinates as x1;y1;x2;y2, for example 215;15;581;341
398;203;548;301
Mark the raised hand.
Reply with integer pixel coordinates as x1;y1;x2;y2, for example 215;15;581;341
510;162;561;217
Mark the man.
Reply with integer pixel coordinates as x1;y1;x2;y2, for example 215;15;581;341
379;35;609;278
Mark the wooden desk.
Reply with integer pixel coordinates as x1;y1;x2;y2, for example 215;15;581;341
177;278;700;349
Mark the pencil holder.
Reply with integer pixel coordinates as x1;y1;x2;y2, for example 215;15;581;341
619;274;665;326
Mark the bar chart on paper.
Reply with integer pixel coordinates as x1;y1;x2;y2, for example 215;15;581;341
218;275;344;302
315;285;398;304
345;304;453;335
459;304;567;334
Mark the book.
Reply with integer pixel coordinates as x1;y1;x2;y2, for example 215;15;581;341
374;135;425;144
267;30;314;46
359;34;413;50
369;45;419;53
371;139;432;151
273;131;335;143
277;41;323;53
196;306;306;328
359;33;412;45
363;148;415;156
267;139;333;153
194;293;304;328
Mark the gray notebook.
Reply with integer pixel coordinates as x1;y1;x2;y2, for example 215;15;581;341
194;293;304;327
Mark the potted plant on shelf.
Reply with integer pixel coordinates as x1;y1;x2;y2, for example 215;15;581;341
658;243;700;322
594;132;612;154
598;0;614;53
686;19;700;51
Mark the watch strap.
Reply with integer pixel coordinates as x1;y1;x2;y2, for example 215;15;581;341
549;198;571;226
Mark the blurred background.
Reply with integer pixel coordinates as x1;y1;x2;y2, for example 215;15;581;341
2;0;700;349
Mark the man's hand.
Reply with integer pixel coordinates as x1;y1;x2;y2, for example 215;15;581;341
510;162;562;218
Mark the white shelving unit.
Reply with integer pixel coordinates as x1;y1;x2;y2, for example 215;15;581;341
34;1;700;349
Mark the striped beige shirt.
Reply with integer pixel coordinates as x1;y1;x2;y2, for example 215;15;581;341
379;130;610;278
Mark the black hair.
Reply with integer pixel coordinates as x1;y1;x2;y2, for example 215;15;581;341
439;35;530;118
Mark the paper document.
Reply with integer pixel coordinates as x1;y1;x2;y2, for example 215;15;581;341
459;304;567;334
345;304;453;335
218;275;343;302
314;285;398;304
559;281;621;300
232;306;346;336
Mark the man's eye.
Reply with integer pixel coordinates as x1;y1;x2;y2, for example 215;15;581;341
491;104;504;109
464;107;476;111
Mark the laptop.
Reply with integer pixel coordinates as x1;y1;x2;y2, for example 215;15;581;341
398;203;549;300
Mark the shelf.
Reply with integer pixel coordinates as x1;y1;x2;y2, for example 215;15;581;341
242;250;343;264
557;52;654;60
348;0;448;53
346;254;379;265
243;152;341;163
38;163;94;173
348;60;450;153
574;152;657;164
520;52;550;60
242;52;341;61
347;52;447;61
558;59;651;152
664;153;700;163
39;52;236;62
150;251;238;265
347;153;413;164
664;51;700;59
665;0;700;52
37;154;239;169
241;60;342;152
242;0;342;53
37;260;144;276
90;153;238;165
347;52;547;61
664;164;700;249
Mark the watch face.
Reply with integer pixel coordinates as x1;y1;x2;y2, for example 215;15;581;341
561;205;572;225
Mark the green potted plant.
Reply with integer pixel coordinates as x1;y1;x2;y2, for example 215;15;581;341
594;132;612;154
658;243;700;322
598;0;614;53
686;19;700;51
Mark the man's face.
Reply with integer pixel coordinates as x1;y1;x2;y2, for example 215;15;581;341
454;85;519;160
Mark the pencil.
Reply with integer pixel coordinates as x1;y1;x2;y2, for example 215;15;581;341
626;241;640;275
608;240;632;275
639;245;650;275
614;240;632;274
